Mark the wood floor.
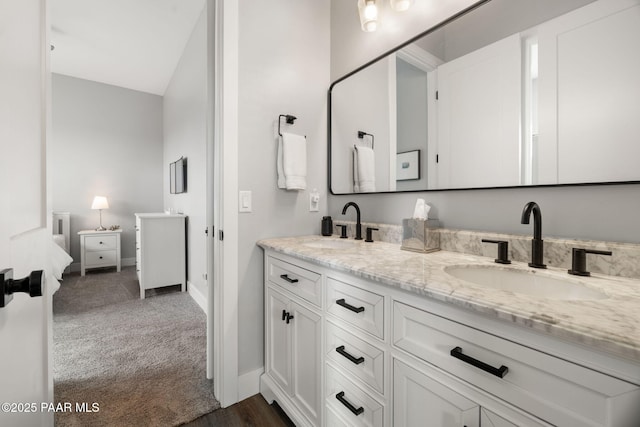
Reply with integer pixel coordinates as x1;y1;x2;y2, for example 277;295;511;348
182;394;296;427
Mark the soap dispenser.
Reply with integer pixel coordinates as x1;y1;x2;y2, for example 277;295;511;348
321;216;333;236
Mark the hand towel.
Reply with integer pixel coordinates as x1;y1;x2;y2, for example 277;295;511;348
354;145;375;192
278;132;307;190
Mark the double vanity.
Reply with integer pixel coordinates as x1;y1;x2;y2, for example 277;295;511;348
258;226;640;426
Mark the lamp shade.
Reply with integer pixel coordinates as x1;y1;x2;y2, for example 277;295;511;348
91;196;109;210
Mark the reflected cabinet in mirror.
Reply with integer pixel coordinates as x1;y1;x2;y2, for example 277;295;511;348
329;0;640;194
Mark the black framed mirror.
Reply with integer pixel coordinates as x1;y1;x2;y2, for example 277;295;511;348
329;0;640;194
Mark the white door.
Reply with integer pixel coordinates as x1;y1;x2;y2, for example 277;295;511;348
436;34;521;189
0;1;55;426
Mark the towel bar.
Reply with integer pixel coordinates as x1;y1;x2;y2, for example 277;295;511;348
356;130;374;149
278;114;297;137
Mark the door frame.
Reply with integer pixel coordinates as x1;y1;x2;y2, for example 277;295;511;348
207;0;239;408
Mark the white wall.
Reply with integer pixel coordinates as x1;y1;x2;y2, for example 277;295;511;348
236;0;330;376
163;8;208;299
51;74;164;263
328;0;640;244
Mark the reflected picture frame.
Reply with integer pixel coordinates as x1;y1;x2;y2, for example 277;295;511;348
396;150;420;181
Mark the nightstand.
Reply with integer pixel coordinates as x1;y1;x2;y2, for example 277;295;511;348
78;229;122;276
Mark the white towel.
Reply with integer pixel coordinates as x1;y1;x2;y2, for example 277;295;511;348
278;132;307;190
353;146;375;192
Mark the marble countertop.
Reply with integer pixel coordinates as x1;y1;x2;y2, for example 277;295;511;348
258;235;640;362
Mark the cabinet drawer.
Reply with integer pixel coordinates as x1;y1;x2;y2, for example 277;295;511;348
327;278;384;339
326;321;385;394
84;235;117;252
393;301;640;427
85;250;116;267
267;256;322;307
326;363;384;427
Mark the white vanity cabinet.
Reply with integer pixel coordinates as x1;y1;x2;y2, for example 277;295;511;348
260;249;640;427
134;213;186;299
262;256;323;427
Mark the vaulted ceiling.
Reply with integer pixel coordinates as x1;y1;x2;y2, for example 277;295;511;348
51;0;205;95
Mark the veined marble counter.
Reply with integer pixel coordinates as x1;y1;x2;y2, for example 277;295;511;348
258;235;640;362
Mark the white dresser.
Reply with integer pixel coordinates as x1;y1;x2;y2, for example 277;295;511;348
135;213;186;299
78;229;122;276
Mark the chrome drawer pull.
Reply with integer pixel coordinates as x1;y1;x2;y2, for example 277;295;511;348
279;274;298;283
450;346;509;378
335;391;364;416
336;345;364;365
336;298;364;313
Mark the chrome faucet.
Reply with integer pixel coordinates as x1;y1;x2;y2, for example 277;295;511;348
342;202;363;240
521;201;546;269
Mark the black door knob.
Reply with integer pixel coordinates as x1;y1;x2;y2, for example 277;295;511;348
1;268;43;308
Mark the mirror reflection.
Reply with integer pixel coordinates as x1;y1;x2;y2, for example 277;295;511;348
329;0;640;194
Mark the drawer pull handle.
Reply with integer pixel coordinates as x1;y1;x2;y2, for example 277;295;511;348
336;298;364;313
280;274;298;283
336;345;364;365
99;256;103;259
450;346;509;378
335;391;364;416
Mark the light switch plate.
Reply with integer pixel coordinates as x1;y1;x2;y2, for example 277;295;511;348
309;189;320;212
239;190;252;213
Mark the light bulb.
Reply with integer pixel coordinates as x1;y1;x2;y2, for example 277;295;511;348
358;0;378;32
390;0;414;12
364;1;378;19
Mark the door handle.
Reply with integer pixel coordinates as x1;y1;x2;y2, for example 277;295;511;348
1;268;43;308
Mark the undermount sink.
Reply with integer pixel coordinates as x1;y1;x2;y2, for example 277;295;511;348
444;265;608;301
302;239;359;249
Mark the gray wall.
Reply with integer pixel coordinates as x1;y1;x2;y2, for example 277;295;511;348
237;0;330;375
328;0;640;244
51;74;165;264
163;8;208;298
396;58;428;192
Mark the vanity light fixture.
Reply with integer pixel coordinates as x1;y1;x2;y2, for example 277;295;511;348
358;0;414;32
91;196;109;231
358;0;379;32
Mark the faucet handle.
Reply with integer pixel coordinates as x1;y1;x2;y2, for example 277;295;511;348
481;239;511;264
336;224;348;239
568;248;612;276
365;227;379;243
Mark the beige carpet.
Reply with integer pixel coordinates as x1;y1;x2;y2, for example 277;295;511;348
53;267;220;426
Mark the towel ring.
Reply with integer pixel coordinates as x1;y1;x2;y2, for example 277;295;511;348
357;130;374;149
278;114;297;137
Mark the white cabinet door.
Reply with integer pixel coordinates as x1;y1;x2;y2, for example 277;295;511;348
291;300;322;426
267;289;292;394
480;408;518;427
394;359;479;427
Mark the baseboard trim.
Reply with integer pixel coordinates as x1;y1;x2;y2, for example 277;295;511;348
188;281;207;314
239;368;264;402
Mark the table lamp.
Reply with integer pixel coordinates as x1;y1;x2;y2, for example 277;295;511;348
91;196;109;231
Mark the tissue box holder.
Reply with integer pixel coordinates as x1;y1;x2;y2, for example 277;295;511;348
401;219;440;253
